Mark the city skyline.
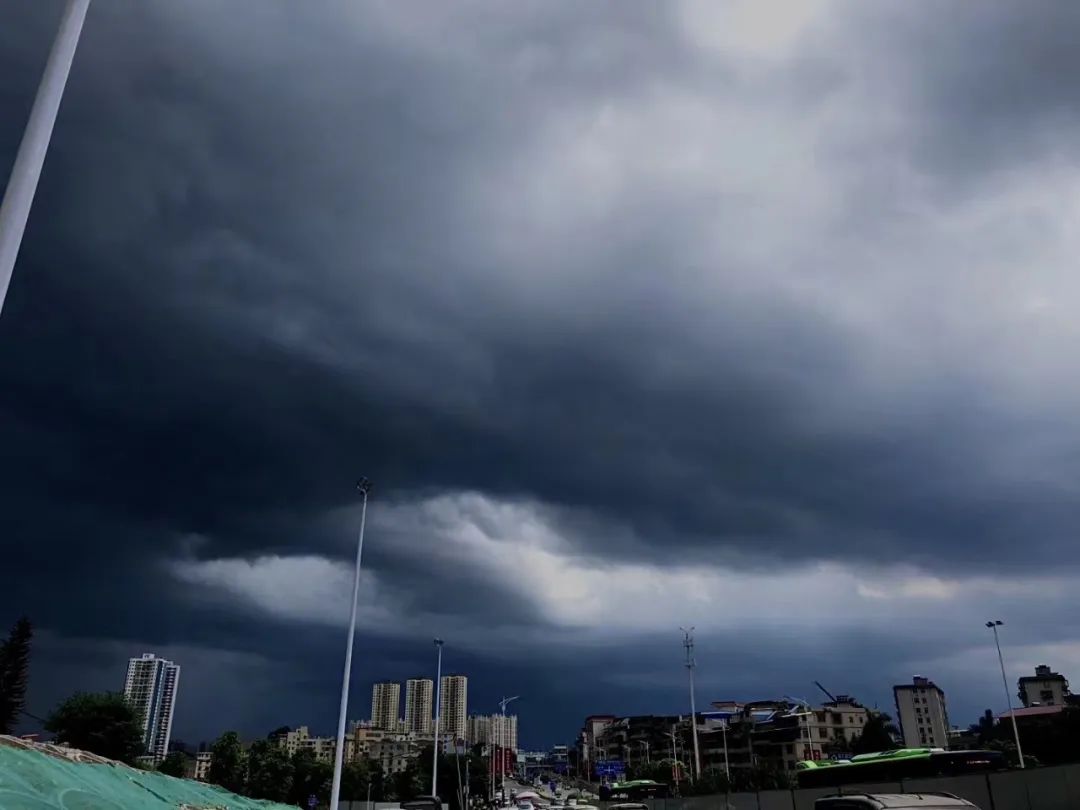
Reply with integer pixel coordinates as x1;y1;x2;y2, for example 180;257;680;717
6;0;1080;750
86;646;1078;752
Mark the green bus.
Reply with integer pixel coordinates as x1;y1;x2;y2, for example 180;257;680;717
598;780;670;801
795;749;1006;788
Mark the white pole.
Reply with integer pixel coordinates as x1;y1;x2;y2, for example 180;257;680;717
330;482;371;810
721;721;729;780
499;696;519;802
0;0;90;318
433;639;444;796
668;728;679;793
682;629;702;781
989;622;1025;768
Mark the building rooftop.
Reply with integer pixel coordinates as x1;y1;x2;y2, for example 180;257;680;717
997;705;1065;719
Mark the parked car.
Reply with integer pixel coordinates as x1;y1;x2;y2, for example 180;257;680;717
816;794;982;810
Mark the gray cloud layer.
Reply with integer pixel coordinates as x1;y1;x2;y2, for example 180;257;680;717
3;0;1080;744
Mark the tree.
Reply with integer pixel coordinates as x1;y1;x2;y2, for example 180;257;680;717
44;692;144;764
0;617;32;734
158;751;189;777
288;748;333;808
389;756;425;803
245;738;294;802
209;731;247;794
342;758;384;802
852;712;899;754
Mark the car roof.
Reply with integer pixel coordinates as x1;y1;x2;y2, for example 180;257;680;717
816;794;977;809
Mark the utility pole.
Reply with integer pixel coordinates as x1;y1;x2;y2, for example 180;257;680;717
0;0;91;318
433;639;445;795
681;627;702;780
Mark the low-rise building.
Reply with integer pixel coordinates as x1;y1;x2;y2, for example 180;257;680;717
276;726;336;763
370;737;421;774
577;714;617;770
1019;665;1071;707
347;721;389;762
193;751;212;782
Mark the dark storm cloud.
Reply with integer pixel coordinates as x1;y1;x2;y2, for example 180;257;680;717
4;0;1080;744
841;0;1080;183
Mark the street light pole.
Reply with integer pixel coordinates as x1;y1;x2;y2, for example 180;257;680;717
0;0;91;318
681;628;702;780
499;696;519;802
330;479;372;810
783;696;817;763
986;620;1025;769
665;727;680;794
639;740;649;765
433;639;444;796
720;720;729;780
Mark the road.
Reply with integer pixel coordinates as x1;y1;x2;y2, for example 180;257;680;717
502;778;553;805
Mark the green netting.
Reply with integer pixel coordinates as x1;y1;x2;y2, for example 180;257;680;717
0;739;297;809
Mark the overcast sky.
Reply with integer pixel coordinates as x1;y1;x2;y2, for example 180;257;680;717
4;0;1080;749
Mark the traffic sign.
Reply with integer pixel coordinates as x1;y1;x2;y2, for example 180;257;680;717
595;760;625;776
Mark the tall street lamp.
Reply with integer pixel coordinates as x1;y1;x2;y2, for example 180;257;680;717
499;695;519;801
986;620;1025;768
0;0;91;318
330;479;372;810
432;638;444;796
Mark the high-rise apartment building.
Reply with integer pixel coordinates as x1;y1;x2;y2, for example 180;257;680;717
405;678;434;736
440;675;468;741
371;681;401;730
123;653;180;761
894;675;949;748
467;713;491;746
490;713;518;753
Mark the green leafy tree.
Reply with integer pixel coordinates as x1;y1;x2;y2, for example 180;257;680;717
158;751;189;777
246;738;294;802
44;692;144;764
0;617;33;734
389;756;425;802
289;748;333;807
851;712;899;754
209;731;247;794
466;747;491;804
342;758;385;802
413;743;462;804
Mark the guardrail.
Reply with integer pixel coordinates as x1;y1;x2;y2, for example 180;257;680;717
564;763;1080;810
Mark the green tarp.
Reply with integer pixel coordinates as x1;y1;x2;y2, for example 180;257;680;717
0;738;297;809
